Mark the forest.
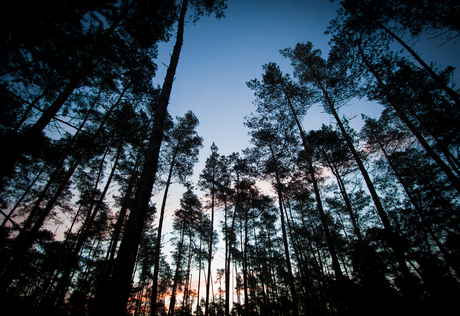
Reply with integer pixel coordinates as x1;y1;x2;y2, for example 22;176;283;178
1;0;460;315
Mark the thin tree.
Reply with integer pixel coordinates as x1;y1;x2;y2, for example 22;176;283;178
198;143;220;316
247;63;346;285
282;42;418;294
150;111;203;315
244;124;302;316
96;2;226;314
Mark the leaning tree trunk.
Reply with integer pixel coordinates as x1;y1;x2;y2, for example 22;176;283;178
269;144;300;316
106;137;144;265
53;140;123;308
312;68;417;296
377;22;460;109
284;201;314;309
403;102;460;177
94;2;189;315
279;78;346;285
0;2;135;186
370;126;460;277
321;148;377;275
150;145;179;315
0;83;129;294
2;86;103;230
358;43;460;193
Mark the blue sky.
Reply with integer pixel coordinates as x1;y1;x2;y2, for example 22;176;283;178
156;1;340;161
151;0;385;216
148;0;460;305
155;0;459;186
152;0;343;287
152;0;460;234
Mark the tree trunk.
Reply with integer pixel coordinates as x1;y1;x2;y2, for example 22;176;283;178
205;175;215;316
313;68;417;294
242;209;249;316
378;22;460;109
150;147;179;315
284;200;313;310
106;142;144;265
196;238;202;314
225;172;240;316
371;125;460;277
321;148;376;275
253;225;269;315
95;2;188;315
269;144;299;316
279;78;345;284
358;43;460;193
169;225;186;316
0;2;135;186
403;101;460;177
1;86;104;229
0;150;84;293
0;163;46;228
223;198;230;316
184;233;193;314
0;82;129;293
53;140;122;308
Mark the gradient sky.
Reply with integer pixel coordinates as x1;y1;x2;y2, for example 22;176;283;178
156;0;340;158
149;0;460;299
154;0;459;190
151;0;344;294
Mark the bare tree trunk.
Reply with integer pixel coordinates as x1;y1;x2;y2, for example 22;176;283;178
242;210;249;316
169;225;186;316
253;226;269;315
269;144;299;316
184;234;193;315
150;146;180;314
95;2;189;315
196;238;202;315
378;22;460;109
358;43;460;193
205;181;215;316
225;173;240;316
279;78;345;285
0;2;135;186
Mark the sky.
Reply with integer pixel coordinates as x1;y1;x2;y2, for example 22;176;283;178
153;0;459;199
156;0;340;158
147;0;459;305
151;0;344;302
153;0;341;207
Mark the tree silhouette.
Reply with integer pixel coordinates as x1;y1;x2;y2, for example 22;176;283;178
95;1;226;314
150;111;203;314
